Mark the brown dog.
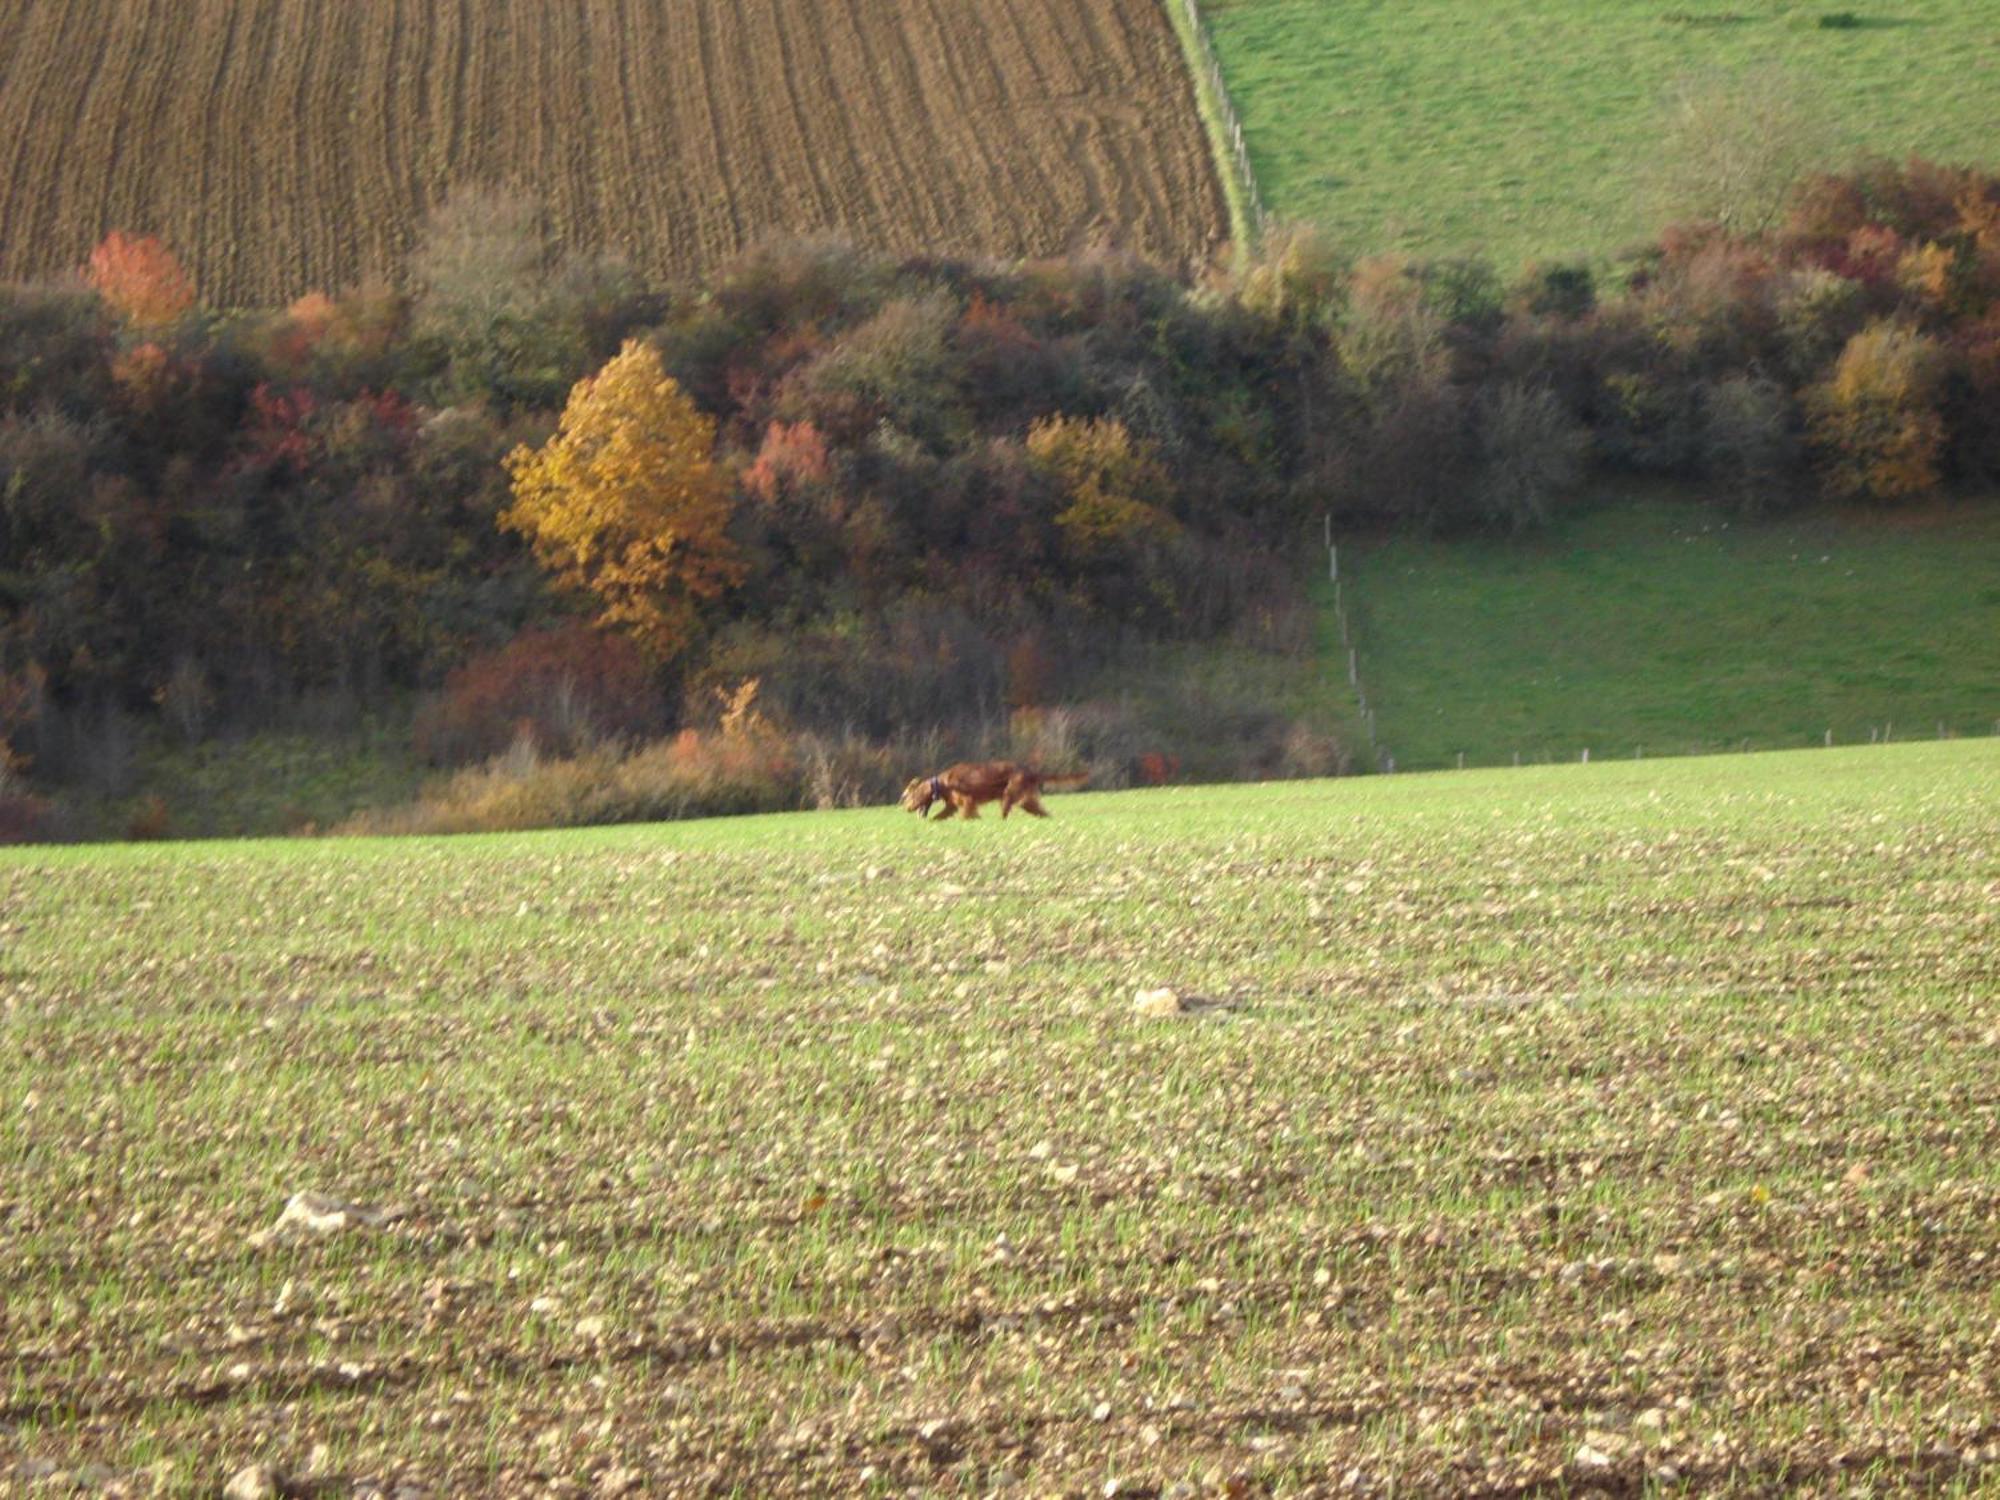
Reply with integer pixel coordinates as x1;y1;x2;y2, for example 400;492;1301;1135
901;761;1088;820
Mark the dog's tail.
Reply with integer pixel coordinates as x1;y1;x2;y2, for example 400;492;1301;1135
1036;770;1091;789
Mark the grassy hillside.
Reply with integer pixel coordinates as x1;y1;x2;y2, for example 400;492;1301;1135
1338;491;2000;771
1200;0;2000;266
4;742;1997;1492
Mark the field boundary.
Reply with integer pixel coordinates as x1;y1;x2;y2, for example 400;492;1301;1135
1319;517;1391;772
1161;0;1267;256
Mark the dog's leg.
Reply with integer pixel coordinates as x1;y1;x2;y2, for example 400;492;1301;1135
1021;794;1049;817
1002;775;1031;818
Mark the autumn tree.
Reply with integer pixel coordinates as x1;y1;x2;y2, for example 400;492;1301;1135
85;232;196;329
503;340;745;659
1805;320;1947;503
1646;66;1832;236
1025;415;1177;557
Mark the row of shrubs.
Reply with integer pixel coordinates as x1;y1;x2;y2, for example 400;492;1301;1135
345;692;1348;837
3;157;1998;836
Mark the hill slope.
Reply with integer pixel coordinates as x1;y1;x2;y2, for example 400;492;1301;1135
0;0;1225;303
1336;492;2000;770
1201;0;2000;266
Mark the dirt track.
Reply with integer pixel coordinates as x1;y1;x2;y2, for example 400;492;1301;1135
0;0;1226;305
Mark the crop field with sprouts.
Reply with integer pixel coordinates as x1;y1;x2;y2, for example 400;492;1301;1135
4;741;1998;1493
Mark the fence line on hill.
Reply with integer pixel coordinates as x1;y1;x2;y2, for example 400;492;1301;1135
1318;517;1992;776
1420;719;1995;775
1177;0;1270;237
1322;514;1391;772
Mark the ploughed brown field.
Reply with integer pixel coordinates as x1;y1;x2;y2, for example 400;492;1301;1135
0;0;1226;305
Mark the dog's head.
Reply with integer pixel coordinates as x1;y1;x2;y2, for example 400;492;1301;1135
900;776;939;814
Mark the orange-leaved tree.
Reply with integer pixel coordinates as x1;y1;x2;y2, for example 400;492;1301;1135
1805;320;1947;504
85;231;196;329
503;340;745;659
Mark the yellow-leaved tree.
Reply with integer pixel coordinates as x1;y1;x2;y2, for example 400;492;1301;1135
1805;320;1947;504
503;340;745;659
1025;415;1177;558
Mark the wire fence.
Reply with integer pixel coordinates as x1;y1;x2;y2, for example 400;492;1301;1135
1176;0;1270;236
1321;514;1391;771
1319;515;1992;775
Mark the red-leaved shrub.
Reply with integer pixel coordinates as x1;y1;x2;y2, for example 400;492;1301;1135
414;624;660;765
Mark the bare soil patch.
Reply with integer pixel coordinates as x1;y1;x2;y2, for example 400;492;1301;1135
0;0;1225;304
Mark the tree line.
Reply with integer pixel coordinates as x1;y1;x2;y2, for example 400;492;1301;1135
2;160;1996;831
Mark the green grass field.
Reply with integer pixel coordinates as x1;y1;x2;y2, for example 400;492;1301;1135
1200;0;2000;267
5;741;1998;1493
1338;491;2000;772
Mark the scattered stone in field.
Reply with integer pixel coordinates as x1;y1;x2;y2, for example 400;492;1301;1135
222;1463;278;1500
1132;987;1238;1018
1636;1407;1667;1431
595;1466;641;1497
1091;1401;1112;1422
575;1314;608;1340
1572;1443;1615;1472
529;1295;561;1315
249;1191;391;1247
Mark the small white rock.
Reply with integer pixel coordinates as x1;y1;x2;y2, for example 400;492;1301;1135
223;1463;278;1500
